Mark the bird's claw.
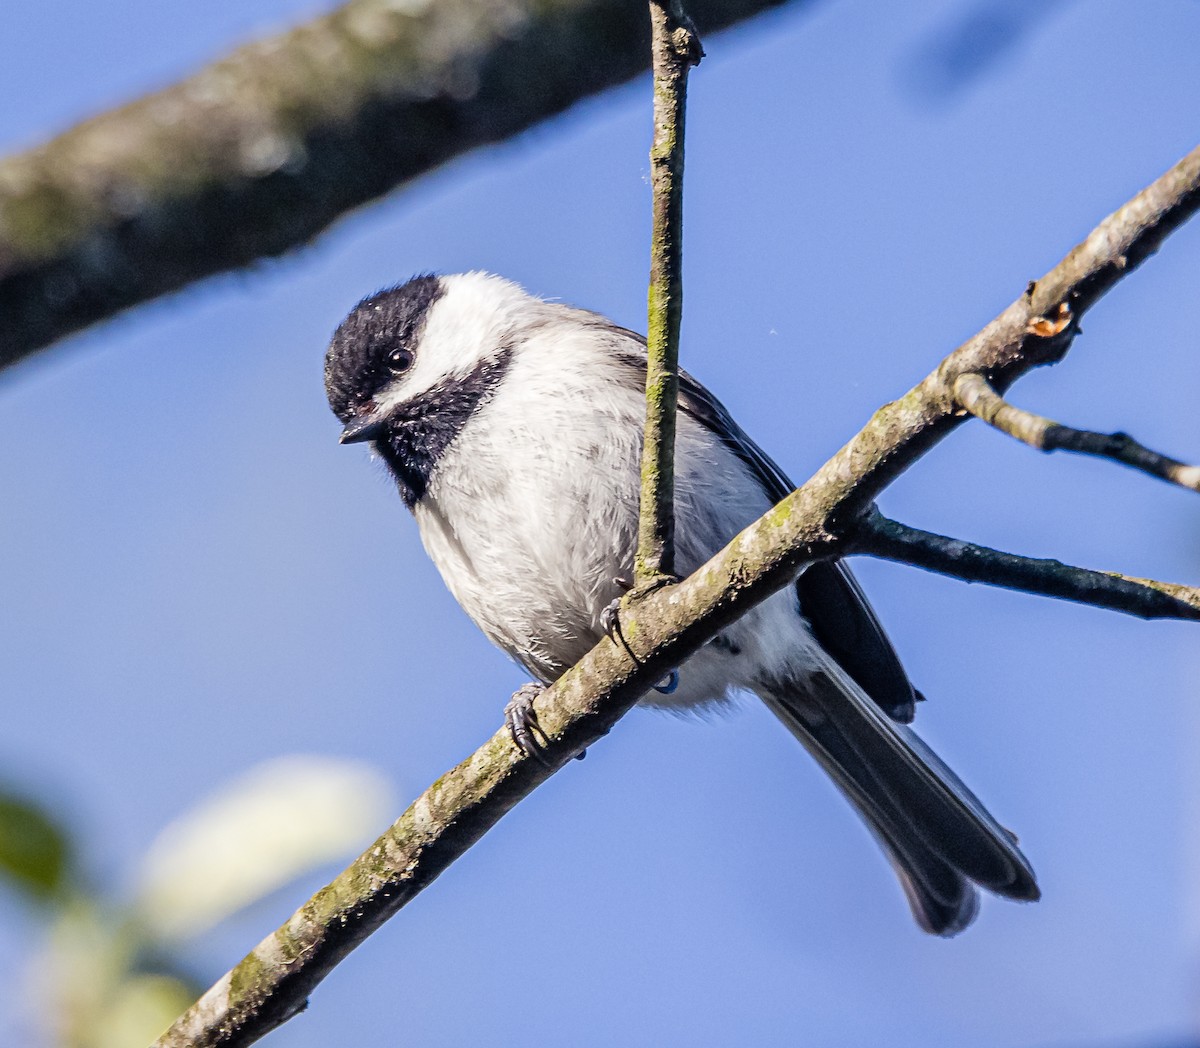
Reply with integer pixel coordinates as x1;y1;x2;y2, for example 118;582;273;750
600;574;634;641
505;684;588;764
600;576;680;695
600;597;622;641
505;683;552;767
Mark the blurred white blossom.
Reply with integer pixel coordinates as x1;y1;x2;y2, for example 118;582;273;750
133;756;392;941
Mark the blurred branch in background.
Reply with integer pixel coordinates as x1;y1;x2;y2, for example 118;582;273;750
0;759;390;1048
0;0;800;372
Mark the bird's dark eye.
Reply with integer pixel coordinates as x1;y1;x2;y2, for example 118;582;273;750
386;347;414;373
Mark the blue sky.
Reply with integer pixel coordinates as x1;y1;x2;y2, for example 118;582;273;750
2;1;1200;1045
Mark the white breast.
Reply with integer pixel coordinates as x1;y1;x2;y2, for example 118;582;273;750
413;313;820;704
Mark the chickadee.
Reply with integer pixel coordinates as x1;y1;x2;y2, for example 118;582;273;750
324;272;1039;935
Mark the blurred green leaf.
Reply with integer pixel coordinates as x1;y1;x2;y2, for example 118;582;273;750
90;973;197;1048
35;900;201;1048
0;788;72;900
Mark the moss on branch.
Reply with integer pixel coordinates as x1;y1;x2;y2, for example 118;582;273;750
152;49;1200;1048
0;0;796;370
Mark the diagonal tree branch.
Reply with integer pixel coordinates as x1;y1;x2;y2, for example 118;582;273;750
853;510;1200;621
804;143;1200;524
0;0;798;373
155;138;1200;1048
954;372;1200;492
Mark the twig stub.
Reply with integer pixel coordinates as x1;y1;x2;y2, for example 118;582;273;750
853;510;1200;622
954;372;1200;493
153;93;1200;1048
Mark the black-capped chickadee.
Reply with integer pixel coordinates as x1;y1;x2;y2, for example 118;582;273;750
324;272;1039;935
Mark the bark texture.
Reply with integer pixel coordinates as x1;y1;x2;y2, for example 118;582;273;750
635;0;701;586
154;139;1200;1048
855;511;1200;620
954;372;1200;492
0;0;796;370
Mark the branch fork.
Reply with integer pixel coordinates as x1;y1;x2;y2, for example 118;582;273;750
150;17;1200;1048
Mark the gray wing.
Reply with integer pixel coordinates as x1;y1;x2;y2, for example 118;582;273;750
673;367;920;724
583;311;921;723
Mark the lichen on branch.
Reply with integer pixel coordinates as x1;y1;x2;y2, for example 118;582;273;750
156;137;1200;1048
636;0;703;588
0;0;794;371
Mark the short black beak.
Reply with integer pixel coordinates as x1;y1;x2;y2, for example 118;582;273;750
339;412;389;445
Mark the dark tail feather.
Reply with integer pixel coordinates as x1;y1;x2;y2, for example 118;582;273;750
862;813;979;936
761;658;1038;936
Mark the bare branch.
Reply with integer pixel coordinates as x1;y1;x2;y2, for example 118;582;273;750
636;1;702;587
0;0;797;373
955;372;1200;492
154;466;847;1048
853;510;1200;621
155;138;1200;1048
796;142;1200;523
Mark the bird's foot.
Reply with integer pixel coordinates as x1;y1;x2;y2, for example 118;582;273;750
601;573;681;694
504;683;587;765
599;574;635;641
505;683;551;767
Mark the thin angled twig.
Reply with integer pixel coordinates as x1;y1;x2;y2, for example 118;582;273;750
955;372;1200;492
802;142;1200;522
154;138;1200;1048
636;0;703;587
854;510;1200;621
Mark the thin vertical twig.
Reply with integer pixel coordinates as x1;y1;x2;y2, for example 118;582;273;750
149;131;1200;1048
636;0;703;588
0;0;785;370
